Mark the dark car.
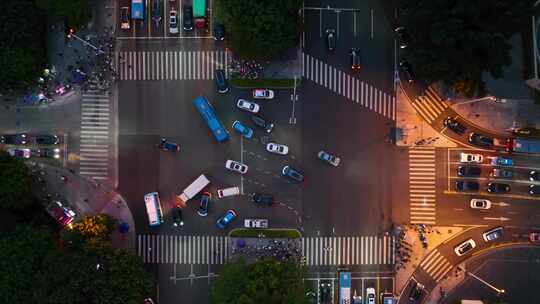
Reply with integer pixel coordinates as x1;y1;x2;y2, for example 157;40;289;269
399;60;415;83
197;192;211;216
529;185;540;195
159;138;180;151
326;29;336;51
443;117;467;135
456;180;479;192
214;69;229;93
487;182;510;193
0;133;27;145
319;280;332;303
213;23;225;40
172;207;184;227
457;165;481;177
37;148;61;159
468;132;493;147
530;170;539;181
409;281;424;302
35;134;60;145
251;115;274;133
282;165;304;182
252;193;274;206
394;26;411;49
183;6;193;31
349;48;361;70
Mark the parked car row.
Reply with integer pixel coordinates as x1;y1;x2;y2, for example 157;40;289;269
1;133;60;145
459;153;538;195
6;147;61;159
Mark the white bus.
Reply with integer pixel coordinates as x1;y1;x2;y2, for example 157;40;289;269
144;192;163;226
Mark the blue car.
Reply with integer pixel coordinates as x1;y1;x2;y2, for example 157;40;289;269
232;121;253;138
282;165;304;182
216;209;237;229
491;157;513;166
159;138;180;151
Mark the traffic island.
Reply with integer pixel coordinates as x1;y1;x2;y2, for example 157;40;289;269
228;228;302;264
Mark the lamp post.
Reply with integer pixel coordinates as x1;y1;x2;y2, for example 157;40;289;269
67;29;105;55
450;96;505;106
458;267;505;296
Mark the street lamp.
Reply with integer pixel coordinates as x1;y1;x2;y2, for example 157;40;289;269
67;29;105;55
458;267;505;296
450;96;505;106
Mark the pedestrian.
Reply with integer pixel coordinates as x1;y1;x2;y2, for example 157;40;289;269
128;65;133;69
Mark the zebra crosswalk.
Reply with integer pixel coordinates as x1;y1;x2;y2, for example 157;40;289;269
136;234;395;266
419;248;453;283
118;50;229;80
302;53;396;120
410;86;448;123
79;91;111;181
302;236;395;266
409;148;436;225
138;235;229;264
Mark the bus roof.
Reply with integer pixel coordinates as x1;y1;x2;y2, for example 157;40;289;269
193;0;206;17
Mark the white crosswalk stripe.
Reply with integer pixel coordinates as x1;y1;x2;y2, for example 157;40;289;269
301;236;395;266
137;235;229;264
302;52;396;120
79;92;110;181
409;147;436;225
410;86;448;123
137;234;394;265
420;248;453;282
118;51;230;80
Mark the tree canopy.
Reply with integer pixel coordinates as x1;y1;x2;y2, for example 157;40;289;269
0;0;47;92
35;0;92;30
0;227;154;304
0;152;35;212
211;258;308;304
398;0;535;96
215;0;302;59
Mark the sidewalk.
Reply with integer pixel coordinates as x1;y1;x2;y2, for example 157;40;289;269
28;161;135;251
395;226;463;300
395;86;457;148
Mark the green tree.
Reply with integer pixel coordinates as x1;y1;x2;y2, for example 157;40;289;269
399;0;534;96
0;0;47;92
0;152;34;212
71;214;117;241
215;0;302;59
35;0;92;29
212;258;308;304
0;227;61;304
0;227;154;304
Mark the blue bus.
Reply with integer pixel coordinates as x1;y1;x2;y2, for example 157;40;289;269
339;272;351;304
193;96;229;142
131;0;144;20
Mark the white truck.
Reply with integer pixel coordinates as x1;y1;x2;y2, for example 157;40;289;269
244;219;268;228
176;174;210;207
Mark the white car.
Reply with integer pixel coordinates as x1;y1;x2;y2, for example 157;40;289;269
253;89;274;99
236;99;260;113
225;160;248;174
120;7;130;30
366;287;375;304
244;219;268;228
470;199;491;209
7;148;31;159
460;153;483;163
266;143;289;155
169;10;179;34
454;239;476;256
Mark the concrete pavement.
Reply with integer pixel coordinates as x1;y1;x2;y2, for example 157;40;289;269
29;161;135;250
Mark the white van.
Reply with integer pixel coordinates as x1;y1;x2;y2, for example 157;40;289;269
217;186;240;198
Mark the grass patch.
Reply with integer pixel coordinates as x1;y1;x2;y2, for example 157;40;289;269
229;228;302;238
230;78;301;88
535;89;540;105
